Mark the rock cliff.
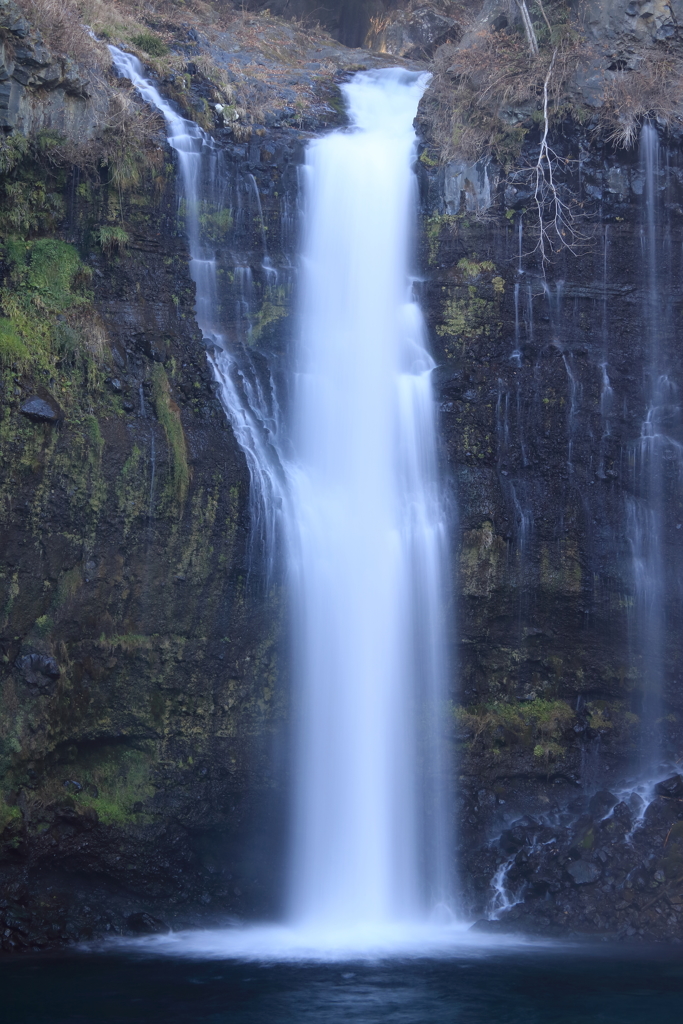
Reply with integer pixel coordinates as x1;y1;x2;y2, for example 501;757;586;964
1;0;683;949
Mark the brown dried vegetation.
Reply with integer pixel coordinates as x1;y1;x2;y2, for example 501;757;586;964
426;7;683;167
596;44;683;148
423;4;582;166
19;0;107;67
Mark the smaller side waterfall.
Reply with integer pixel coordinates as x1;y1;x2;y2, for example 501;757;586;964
626;124;683;776
108;46;286;570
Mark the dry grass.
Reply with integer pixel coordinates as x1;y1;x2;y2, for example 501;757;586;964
15;0;354;137
17;0;238;74
19;0;107;66
425;3;683;163
40;80;166;190
424;14;582;166
596;46;683;148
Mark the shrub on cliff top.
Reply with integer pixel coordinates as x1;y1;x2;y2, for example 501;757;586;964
131;31;168;57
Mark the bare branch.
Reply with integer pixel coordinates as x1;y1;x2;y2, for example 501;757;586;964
526;49;583;266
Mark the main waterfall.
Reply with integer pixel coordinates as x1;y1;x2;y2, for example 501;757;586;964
287;69;451;932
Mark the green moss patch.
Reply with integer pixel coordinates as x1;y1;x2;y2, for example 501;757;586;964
0;799;21;834
50;744;157;826
436;258;504;358
0;317;29;367
455;698;575;757
0;237;94;378
151;363;190;507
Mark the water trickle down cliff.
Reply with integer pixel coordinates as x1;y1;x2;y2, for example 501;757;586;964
625;124;683;783
417;73;683;936
108;46;288;572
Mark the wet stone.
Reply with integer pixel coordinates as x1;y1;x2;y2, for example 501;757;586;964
567;860;601;885
654;775;683;798
16;653;61;693
19;394;63;422
589;790;618;819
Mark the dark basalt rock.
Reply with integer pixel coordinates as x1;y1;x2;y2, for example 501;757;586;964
589;791;619;819
0;15;304;949
19;394;63;423
15;653;61;693
414;73;683;940
5;0;683;953
654;775;683;799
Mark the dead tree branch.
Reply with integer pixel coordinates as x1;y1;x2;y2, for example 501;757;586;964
530;48;582;265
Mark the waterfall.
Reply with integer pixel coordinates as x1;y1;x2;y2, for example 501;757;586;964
108;46;287;573
109;50;454;951
286;68;451;932
623;123;683;780
626;126;669;775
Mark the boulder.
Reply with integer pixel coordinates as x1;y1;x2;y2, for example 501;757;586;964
654;775;683;798
367;4;461;59
16;652;61;693
19;393;63;423
589;790;618;819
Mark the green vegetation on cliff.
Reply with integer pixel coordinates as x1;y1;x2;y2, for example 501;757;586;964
436;257;504;360
455;697;576;760
151;363;190;506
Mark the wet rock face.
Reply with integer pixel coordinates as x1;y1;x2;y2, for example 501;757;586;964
417;110;683;939
468;786;683;940
0;0;107;135
4;0;683;949
0;99;310;950
0;3;421;951
15;653;60;694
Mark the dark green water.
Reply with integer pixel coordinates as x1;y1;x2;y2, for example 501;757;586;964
2;946;683;1023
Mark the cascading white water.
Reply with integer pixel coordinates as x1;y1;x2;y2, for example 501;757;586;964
108;46;287;570
109;51;457;953
286;68;451;933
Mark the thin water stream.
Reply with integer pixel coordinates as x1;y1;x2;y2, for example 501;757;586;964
109;46;287;575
